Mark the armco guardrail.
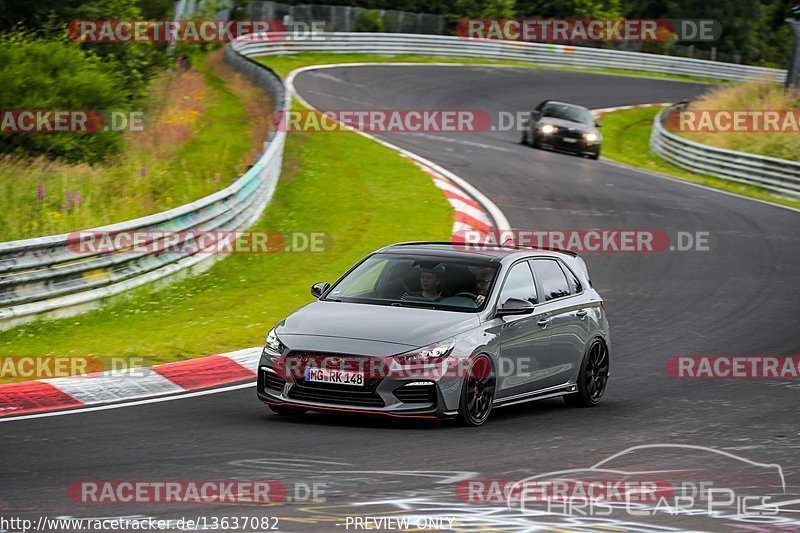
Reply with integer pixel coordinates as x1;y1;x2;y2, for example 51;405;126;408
0;48;290;328
650;104;800;198
231;33;786;83
0;33;789;327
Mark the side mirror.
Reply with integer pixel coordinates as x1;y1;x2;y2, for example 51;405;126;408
595;121;603;127
496;297;536;317
311;282;330;298
530;110;542;121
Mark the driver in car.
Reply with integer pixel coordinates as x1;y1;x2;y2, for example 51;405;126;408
402;263;445;301
474;267;494;306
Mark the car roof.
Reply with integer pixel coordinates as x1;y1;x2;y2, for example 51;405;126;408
540;100;590;111
378;241;578;262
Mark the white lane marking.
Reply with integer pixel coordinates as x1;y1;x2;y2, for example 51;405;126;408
0;382;254;423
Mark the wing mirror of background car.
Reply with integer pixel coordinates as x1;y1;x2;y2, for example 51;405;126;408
311;282;330;298
530;110;542;121
496;297;537;317
595;120;603;127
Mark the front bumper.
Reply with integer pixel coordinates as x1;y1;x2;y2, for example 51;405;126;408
256;364;460;419
539;134;599;155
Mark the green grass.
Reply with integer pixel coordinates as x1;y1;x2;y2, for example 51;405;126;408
255;52;722;84
599;106;800;209
0;100;453;363
676;81;800;162
0;52;258;241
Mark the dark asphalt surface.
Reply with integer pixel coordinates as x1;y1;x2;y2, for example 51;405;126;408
2;66;799;532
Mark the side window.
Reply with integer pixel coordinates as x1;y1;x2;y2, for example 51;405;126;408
533;260;570;301
563;265;583;294
499;262;538;305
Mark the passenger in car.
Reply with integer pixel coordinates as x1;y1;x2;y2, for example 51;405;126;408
402;263;446;301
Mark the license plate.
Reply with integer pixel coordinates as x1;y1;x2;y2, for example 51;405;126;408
562;137;578;143
304;367;365;386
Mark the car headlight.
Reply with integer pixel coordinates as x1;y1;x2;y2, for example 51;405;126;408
540;124;556;134
584;132;598;142
394;338;456;367
262;328;285;360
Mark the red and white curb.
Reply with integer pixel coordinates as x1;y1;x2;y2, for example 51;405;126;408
407;157;494;240
0;347;261;418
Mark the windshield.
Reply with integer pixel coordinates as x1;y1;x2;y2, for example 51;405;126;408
540;102;594;125
325;253;500;312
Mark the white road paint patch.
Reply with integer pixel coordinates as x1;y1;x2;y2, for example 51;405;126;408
47;368;183;404
220;346;261;371
403;132;515;153
307;70;364;88
302;89;372;107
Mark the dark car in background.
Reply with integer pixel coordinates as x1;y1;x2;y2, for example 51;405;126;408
521;100;602;159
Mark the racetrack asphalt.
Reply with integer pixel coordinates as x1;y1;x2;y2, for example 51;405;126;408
2;66;798;532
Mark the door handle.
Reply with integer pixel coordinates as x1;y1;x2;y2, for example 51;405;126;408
576;309;588;319
537;317;551;327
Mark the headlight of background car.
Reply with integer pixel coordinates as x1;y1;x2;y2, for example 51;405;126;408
540;124;556;134
584;132;598;142
394;338;456;367
262;328;285;361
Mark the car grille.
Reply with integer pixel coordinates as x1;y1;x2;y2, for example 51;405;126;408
262;369;286;392
559;128;584;139
285;352;386;408
394;383;437;404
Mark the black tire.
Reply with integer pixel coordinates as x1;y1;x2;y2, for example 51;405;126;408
531;132;541;149
457;354;496;426
268;404;306;417
564;339;609;407
520;130;529;146
589;147;601;160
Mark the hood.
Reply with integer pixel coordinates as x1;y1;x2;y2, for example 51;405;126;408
276;300;481;350
540;116;598;134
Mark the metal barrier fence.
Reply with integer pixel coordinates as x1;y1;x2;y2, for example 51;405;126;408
0;49;290;328
231;33;786;83
0;32;791;327
650;105;800;198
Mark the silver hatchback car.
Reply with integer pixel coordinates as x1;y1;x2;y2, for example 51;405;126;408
257;242;610;426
